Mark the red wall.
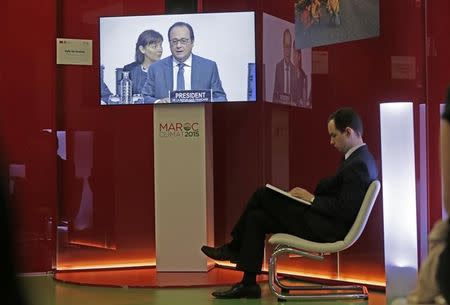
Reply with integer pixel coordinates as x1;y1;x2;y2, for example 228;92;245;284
56;0;165;269
2;1;58;272
2;0;449;284
426;0;450;226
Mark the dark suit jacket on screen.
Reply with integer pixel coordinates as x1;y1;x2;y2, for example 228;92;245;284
272;59;299;104
122;61;148;95
142;54;227;103
305;145;378;242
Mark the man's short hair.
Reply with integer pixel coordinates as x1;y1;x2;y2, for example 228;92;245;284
328;107;363;136
283;29;291;46
168;22;195;42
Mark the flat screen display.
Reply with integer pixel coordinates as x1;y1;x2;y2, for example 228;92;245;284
263;13;312;109
99;11;256;105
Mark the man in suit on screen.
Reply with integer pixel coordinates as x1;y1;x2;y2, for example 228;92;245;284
272;29;299;105
142;21;227;103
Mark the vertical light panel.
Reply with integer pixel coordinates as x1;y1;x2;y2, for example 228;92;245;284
418;104;428;261
440;103;448;219
380;102;418;302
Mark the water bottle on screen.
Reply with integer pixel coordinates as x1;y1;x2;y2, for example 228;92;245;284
120;71;132;104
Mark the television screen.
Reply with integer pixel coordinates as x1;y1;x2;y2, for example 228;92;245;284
263;13;312;109
99;11;256;105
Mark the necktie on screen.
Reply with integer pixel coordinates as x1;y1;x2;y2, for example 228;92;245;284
177;63;185;90
285;65;290;94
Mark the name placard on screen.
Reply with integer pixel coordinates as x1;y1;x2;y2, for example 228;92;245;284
170;90;212;103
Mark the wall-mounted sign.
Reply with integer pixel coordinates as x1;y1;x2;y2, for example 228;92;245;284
312;51;328;75
56;38;92;65
391;56;416;80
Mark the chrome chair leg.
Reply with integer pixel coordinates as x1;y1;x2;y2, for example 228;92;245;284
268;246;369;301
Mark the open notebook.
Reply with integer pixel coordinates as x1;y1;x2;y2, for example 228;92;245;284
265;184;312;206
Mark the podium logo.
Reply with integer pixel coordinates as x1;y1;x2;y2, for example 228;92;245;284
159;122;200;138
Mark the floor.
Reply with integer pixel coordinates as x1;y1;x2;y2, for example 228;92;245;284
20;275;386;305
54;266;264;287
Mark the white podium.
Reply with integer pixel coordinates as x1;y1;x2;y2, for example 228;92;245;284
153;104;214;271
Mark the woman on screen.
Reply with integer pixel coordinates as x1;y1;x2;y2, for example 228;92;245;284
121;29;163;95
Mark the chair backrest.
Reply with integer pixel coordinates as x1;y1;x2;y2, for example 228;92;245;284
341;180;381;249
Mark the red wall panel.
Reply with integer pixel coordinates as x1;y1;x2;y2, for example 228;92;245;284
55;0;165;269
206;0;435;285
426;1;450;226
2;1;58;272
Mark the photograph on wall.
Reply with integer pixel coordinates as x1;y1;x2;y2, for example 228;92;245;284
295;0;380;49
263;13;312;108
99;12;256;105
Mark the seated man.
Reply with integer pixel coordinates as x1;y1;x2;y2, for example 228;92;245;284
201;107;378;299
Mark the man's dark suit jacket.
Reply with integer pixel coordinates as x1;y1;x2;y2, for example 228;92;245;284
142;54;227;103
305;145;378;242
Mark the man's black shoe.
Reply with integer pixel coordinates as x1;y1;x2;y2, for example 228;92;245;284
201;244;238;263
212;283;261;299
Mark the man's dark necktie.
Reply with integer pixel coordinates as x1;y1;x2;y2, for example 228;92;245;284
285;65;290;94
177;63;185;90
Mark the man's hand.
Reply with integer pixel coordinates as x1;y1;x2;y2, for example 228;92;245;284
289;187;315;203
155;97;171;104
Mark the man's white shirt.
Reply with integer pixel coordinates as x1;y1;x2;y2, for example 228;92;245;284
172;55;192;91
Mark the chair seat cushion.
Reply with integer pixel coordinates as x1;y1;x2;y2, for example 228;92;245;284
268;233;347;253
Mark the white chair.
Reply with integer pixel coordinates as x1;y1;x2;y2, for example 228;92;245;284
268;180;381;301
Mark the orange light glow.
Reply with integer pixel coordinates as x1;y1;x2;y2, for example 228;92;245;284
57;260;156;271
215;262;385;287
69;240;117;250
